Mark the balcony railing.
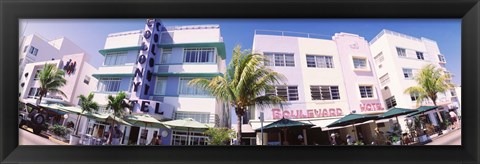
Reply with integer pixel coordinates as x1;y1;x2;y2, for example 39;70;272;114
254;29;331;40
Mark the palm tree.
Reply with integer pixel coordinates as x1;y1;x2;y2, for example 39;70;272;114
75;93;99;135
106;91;131;144
404;64;454;123
37;63;67;105
106;91;131;126
189;45;286;145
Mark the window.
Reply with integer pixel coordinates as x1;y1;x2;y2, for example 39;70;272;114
179;77;209;95
97;78;121;92
23;45;29;53
403;68;413;79
410;92;420;101
160;48;172;64
267;86;299;101
438;55;446;62
29;46;38;56
359;86;374;98
264;53;295;67
154;77;167;95
28;87;40;97
172;130;209;145
385;96;397;108
379;73;390;86
416;52;424;60
310;86;340;100
175;111;210;124
450;89;457;97
83;76;90;85
306;55;334;68
374;52;384;63
183;48;216;63
396;48;406;57
353;57;367;69
104;52;127;66
33;70;41;80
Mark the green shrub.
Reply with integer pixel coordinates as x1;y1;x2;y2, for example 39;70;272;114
49;125;69;137
204;127;235;145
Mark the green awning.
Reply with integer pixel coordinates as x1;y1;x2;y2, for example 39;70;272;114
406;106;438;117
98;46;141;56
255;118;314;132
153;72;223;77
326;114;378;128
92;73;134;79
377;107;417;120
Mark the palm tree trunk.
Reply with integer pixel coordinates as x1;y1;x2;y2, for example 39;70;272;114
433;102;444;123
237;114;242;145
74;114;82;135
37;94;44;106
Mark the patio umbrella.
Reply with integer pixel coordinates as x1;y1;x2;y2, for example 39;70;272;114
104;114;132;126
377;107;418;126
254;118;314;145
406;106;438;117
162;118;210;145
59;106;111;122
327;113;378;142
125;114;166;129
38;103;68;115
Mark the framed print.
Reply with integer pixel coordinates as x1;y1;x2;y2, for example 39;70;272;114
1;0;479;164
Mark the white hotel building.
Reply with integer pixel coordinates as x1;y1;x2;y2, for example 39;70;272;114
90;22;229;145
245;31;389;145
369;29;460;131
19;35;98;134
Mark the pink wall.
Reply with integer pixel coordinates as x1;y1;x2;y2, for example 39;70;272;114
333;33;385;114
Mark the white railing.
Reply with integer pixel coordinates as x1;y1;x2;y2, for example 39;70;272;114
254;29;331;40
370;29;423;45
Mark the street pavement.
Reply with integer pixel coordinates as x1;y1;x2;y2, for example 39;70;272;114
426;128;461;145
19;128;59;145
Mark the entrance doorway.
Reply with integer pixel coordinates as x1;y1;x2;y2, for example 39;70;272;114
128;126;140;145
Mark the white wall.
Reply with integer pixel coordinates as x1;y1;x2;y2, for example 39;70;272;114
104;30;143;49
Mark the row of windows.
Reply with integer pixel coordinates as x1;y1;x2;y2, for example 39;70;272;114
264;53;295;67
23;45;38;56
306;55;334;68
104;52;128;66
264;53;370;70
175;111;211;124
396;47;425;60
265;85;374;101
104;48;217;66
97;77;377;102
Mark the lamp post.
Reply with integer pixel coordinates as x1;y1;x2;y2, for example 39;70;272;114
63;114;69;126
259;111;264;145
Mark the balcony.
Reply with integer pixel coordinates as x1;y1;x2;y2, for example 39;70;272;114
93;65;135;79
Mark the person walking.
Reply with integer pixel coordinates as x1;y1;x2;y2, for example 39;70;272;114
329;133;337;145
110;126;123;145
449;110;459;129
149;133;161;145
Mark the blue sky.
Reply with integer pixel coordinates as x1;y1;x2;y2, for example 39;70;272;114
21;19;461;85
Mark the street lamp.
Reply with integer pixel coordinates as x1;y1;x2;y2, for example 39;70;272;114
259;111;264;145
62;114;69;126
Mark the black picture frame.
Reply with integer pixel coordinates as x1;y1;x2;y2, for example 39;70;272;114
1;0;478;164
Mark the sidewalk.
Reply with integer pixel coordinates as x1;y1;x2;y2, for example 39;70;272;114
22;126;69;145
415;127;461;145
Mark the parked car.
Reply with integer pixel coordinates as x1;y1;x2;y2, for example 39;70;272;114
19;103;48;135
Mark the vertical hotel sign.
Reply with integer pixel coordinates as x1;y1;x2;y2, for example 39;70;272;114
129;18;164;116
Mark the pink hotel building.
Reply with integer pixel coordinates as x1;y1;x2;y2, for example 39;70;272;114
243;30;458;145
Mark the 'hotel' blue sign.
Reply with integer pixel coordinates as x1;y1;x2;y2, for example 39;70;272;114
129;18;166;117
